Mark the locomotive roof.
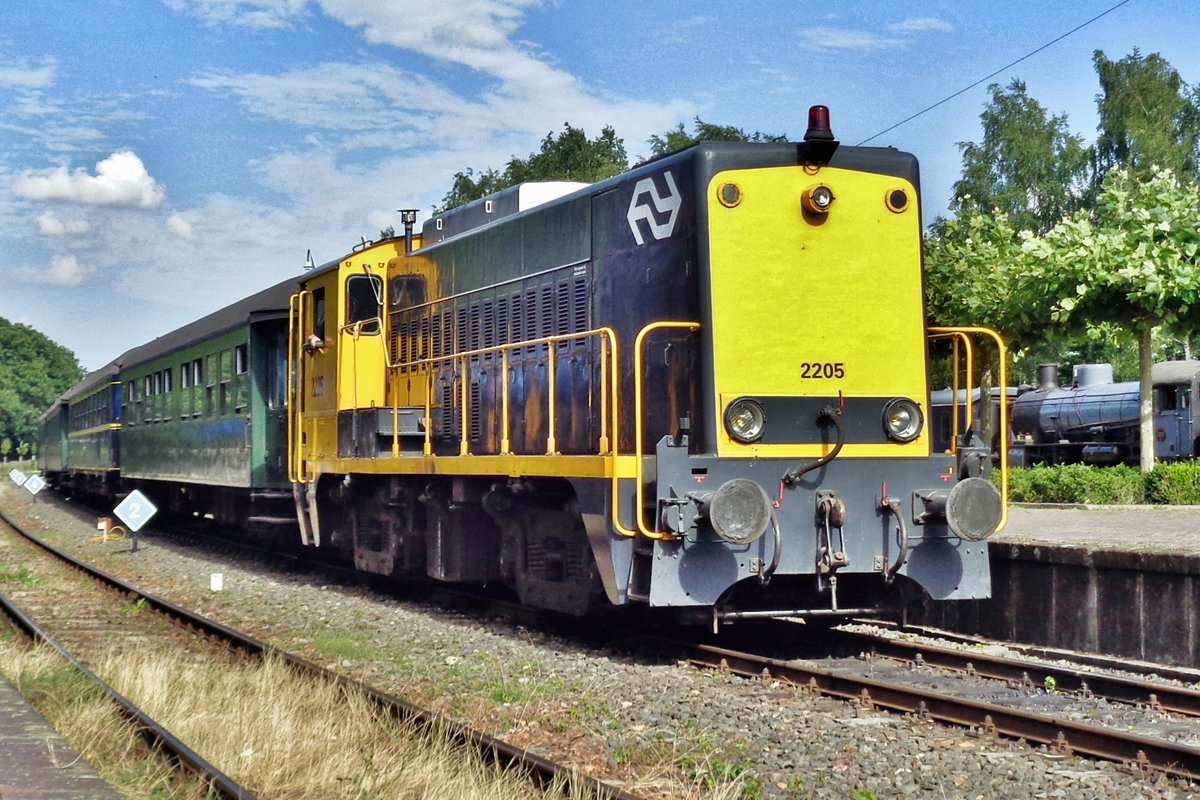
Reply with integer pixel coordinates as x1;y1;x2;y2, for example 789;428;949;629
1152;360;1200;385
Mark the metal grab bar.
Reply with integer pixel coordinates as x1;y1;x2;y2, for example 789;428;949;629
383;326;622;462
623;321;702;540
927;325;1009;532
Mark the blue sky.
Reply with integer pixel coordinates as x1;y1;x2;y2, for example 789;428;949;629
2;0;1196;371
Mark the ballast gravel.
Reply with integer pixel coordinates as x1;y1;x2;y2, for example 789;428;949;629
2;484;1197;800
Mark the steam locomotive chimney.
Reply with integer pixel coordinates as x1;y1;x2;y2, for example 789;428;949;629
1037;364;1059;390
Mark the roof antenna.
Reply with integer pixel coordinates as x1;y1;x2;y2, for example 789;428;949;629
303;249;316;270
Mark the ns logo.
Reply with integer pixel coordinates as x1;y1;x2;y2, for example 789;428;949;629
626;170;681;246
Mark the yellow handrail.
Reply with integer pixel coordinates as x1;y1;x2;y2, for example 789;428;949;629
626;321;702;540
928;325;1009;531
928;330;975;450
383;326;621;460
287;291;307;483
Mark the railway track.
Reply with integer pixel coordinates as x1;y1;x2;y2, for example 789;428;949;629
0;583;253;798
0;507;641;800
160;517;1200;783
663;622;1200;781
9;484;1200;796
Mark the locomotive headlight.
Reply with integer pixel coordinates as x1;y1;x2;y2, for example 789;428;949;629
725;398;766;443
882;398;923;442
802;184;835;215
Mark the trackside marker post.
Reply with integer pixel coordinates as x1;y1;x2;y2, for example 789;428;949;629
23;474;45;504
114;489;157;553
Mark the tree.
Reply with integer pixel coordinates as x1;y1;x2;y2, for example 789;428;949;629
951;80;1090;235
1016;166;1200;471
0;318;84;448
436;124;629;212
1092;49;1200;190
645;118;788;159
438;167;506;213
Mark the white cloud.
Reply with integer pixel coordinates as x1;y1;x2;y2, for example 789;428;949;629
887;17;954;34
190;62;468;138
162;0;310;29
799;18;951;51
0;63;57;89
797;27;904;52
36;211;91;236
166;214;194;239
13;254;87;287
12;150;166;209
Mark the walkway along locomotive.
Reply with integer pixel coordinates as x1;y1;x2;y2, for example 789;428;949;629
39;107;1007;623
286;106;1007;622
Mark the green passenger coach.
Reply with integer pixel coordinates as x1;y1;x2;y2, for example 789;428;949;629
103;279;296;526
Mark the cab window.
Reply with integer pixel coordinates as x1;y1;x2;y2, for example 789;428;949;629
346;274;382;334
390;275;427;311
312;289;326;342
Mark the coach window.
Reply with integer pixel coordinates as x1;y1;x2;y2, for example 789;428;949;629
180;363;190;418
219;349;231;416
205;354;217;417
346;274;382;335
234;344;248;412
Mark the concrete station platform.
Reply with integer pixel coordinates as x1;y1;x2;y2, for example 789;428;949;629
921;504;1200;667
0;673;121;799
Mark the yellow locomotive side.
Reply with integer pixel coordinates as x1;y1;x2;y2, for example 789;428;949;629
707;166;929;458
290;239;405;483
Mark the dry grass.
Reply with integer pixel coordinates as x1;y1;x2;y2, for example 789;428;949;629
98;648;588;799
0;638;593;799
0;641;201;798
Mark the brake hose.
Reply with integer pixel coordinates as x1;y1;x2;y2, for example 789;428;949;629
782;405;845;486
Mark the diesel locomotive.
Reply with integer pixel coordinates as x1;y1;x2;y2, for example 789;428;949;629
39;106;1007;623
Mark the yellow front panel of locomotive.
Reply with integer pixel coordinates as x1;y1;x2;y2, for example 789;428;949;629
707;165;929;458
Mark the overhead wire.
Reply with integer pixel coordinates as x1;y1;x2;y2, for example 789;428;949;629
856;0;1135;145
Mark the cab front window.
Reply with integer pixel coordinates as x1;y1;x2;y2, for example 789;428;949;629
345;274;382;335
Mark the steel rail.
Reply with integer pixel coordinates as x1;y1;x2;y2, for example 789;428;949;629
830;628;1200;717
677;638;1200;780
868;620;1200;686
0;547;253;799
0;507;642;800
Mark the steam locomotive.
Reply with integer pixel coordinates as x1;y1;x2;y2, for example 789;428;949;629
1010;361;1200;466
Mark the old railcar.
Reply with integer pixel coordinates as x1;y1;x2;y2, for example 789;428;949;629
117;280;297;526
37;363;122;496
